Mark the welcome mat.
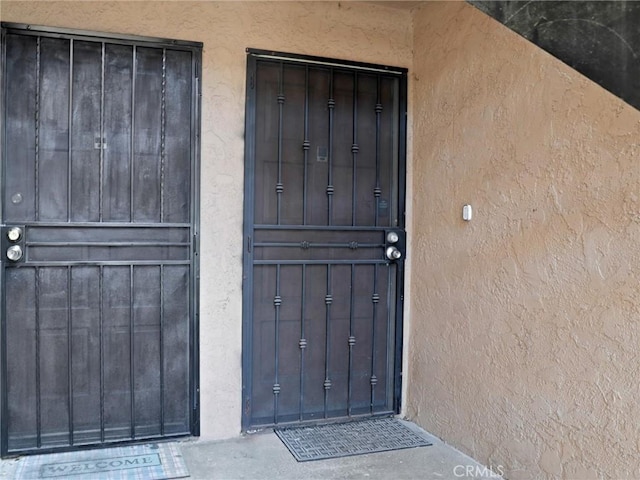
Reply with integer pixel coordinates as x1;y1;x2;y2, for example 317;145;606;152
275;417;432;462
14;443;189;480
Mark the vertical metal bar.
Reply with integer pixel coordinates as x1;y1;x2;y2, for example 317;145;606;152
99;265;105;442
347;264;355;416
241;50;257;433
273;264;281;424
35;37;41;221
327;69;335;226
397;76;408;231
160;49;166;223
0;28;7;455
370;264;379;413
393;259;405;413
385;264;393;410
35;267;41;447
276;63;284;225
99;43;105;222
393;73;409;412
374;75;382;227
130;46;137;223
67;39;74;222
67;266;73;445
159;265;165;435
0;27;5;218
190;50;202;436
390;79;399;227
351;73;358;226
129;265;135;438
298;264;306;421
323;264;332;418
302;66;309;225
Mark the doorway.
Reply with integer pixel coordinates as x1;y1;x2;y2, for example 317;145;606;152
0;24;201;455
242;50;407;429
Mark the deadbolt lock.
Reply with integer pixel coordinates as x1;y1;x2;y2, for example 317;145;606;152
7;227;22;242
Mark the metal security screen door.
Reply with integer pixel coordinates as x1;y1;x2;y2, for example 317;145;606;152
0;24;201;455
243;50;407;429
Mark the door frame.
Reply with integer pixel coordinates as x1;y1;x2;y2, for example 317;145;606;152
241;49;408;431
0;22;202;455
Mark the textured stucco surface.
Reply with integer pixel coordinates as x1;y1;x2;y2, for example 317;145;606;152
0;0;412;440
408;2;640;479
5;0;640;476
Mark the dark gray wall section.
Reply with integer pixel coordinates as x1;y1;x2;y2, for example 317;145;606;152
470;1;640;111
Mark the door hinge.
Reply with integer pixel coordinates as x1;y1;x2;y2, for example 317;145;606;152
250;74;255;90
247;236;252;253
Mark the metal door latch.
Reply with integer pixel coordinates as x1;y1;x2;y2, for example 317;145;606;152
94;137;107;149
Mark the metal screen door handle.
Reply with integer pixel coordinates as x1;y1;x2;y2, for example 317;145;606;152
386;246;402;261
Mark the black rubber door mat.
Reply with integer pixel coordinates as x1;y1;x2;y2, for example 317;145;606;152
275;418;432;462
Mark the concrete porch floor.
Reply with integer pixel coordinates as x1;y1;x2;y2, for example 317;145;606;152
0;420;503;480
179;419;502;480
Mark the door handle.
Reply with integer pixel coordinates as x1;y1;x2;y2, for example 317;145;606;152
6;245;23;262
386;246;402;260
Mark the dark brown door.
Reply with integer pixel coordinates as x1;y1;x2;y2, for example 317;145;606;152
1;24;201;455
243;51;407;429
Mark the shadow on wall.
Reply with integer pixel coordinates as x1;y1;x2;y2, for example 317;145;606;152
470;0;640;111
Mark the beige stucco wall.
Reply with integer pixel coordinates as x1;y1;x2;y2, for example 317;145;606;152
408;2;640;479
0;0;412;440
5;0;640;476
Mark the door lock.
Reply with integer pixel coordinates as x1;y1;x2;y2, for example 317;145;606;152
7;227;22;242
2;225;26;263
384;229;405;263
386;231;399;244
